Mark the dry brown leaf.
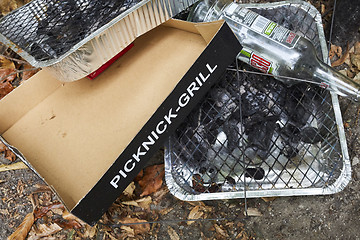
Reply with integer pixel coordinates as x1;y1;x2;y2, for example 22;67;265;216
214;224;228;237
167;226;180;240
122;196;152;210
152;186;169;204
0;162;27;172
34;202;64;220
0;141;6;152
120;225;135;237
245;208;263;217
27;223;62;240
332;43;350;67
62;210;86;226
0;56;16;82
105;232;119;240
187;205;204;225
354;42;360;55
120;217;150;235
21;64;39;81
0;0;18;16
0;141;17;162
137;164;165;197
83;224;97;238
329;44;342;60
350;53;360;69
54;218;82;230
7;212;35;240
0;81;14;100
354;72;360;82
123;181;136;197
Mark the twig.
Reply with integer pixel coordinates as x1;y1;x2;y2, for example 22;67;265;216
0;54;28;64
0;67;40;82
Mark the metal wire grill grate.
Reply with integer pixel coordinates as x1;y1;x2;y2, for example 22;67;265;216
165;1;349;200
0;0;141;62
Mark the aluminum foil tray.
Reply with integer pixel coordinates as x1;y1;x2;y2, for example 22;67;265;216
0;0;198;81
165;0;351;201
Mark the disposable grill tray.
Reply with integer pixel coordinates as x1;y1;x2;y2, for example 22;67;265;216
165;0;351;200
0;0;141;62
0;0;198;81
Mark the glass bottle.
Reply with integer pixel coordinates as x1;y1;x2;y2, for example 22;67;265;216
188;0;360;100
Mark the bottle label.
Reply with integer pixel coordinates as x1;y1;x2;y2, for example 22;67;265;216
224;3;300;49
239;48;275;74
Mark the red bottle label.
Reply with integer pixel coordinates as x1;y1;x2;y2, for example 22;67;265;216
250;53;272;73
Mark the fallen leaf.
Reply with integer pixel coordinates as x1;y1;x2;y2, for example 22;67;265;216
137;164;165;197
0;162;27;172
214;224;228;237
354;42;360;55
187;205;204;225
329;44;342;60
354;72;360;82
120;217;150;235
0;0;18;16
332;43;350;67
119;225;135;237
0;81;14;99
245;208;263;217
123;181;136;197
53;218;82;230
350;53;360;69
20;64;39;81
152;186;169;204
167;226;180;240
105;232;118;240
122;196;152;210
83;224;97;238
62;210;86;227
27;223;62;240
34;202;64;219
4;148;16;162
8;212;35;240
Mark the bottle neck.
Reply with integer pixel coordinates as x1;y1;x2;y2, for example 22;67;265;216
314;61;360;101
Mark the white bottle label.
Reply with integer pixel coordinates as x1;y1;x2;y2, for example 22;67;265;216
224;3;300;49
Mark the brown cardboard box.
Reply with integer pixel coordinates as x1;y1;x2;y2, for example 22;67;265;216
0;19;241;225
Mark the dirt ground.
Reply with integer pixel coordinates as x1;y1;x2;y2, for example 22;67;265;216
1;0;360;239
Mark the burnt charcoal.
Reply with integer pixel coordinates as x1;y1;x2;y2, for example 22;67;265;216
299;127;322;144
244;114;278;154
282;145;299;158
223;119;240;152
210;88;238;120
241;86;269;117
208;183;221;193
245;167;265;180
245;146;269;162
225;176;236;185
284;85;313;127
279;123;301;144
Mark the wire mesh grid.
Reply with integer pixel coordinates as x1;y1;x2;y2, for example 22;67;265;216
0;0;142;62
165;0;350;201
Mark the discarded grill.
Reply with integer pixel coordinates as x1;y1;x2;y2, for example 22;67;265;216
165;0;351;200
0;0;198;81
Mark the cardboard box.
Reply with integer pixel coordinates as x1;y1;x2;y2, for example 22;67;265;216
0;19;241;225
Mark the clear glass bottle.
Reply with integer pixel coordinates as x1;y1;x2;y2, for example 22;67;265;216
188;0;360;100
